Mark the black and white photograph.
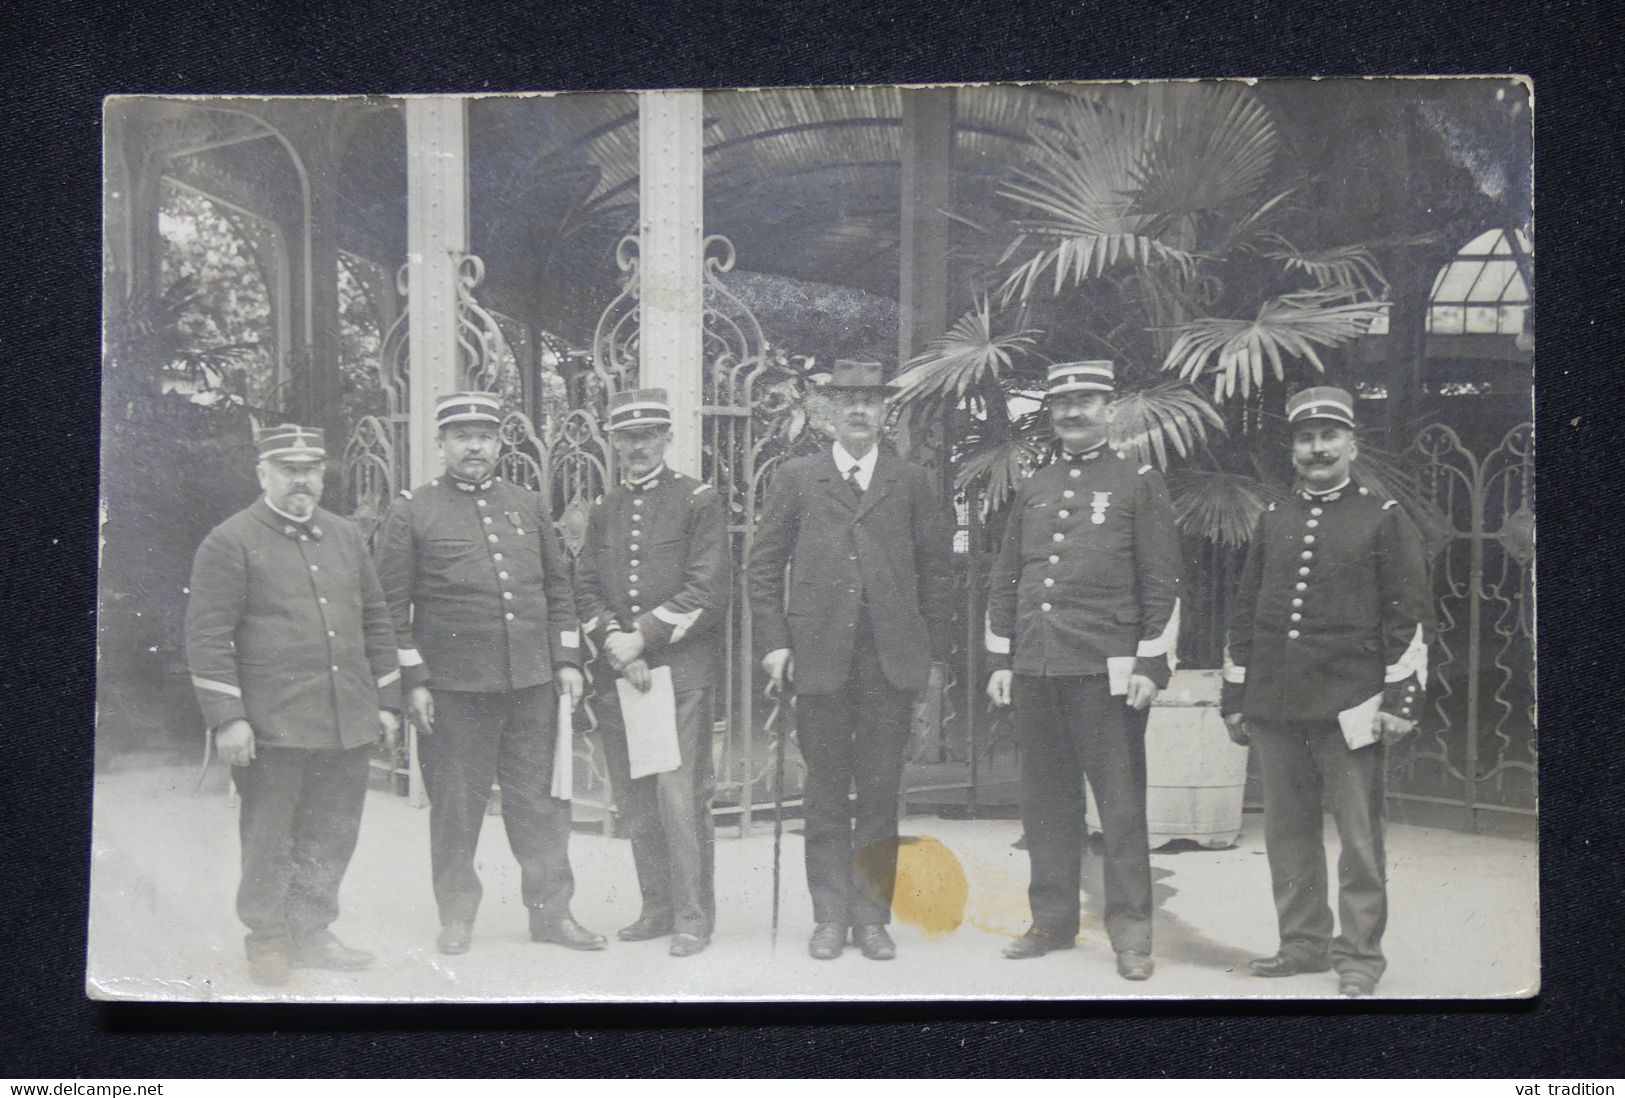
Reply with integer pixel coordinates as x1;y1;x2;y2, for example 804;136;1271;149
91;77;1536;1003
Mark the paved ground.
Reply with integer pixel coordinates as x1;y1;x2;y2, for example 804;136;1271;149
86;764;1539;1003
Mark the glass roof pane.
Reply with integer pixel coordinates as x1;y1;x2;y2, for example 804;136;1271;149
1433;260;1485;301
1464;228;1504;255
1465;259;1517;303
1429;305;1464;334
1500;305;1527;334
1465;306;1501;333
1504;267;1529;302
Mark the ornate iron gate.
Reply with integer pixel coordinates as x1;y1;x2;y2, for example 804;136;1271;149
1389;421;1535;830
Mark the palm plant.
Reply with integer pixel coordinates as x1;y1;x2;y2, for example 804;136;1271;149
893;82;1406;544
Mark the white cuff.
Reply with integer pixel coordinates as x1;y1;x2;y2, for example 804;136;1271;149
191;675;241;698
984;610;1011;655
397;648;424;668
1385;624;1428;687
651;604;704;644
1135;598;1181;671
559;630;580;649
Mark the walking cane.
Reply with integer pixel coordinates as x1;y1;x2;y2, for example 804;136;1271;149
764;684;790;953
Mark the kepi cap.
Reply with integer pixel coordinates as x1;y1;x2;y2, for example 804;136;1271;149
436;391;502;428
1045;360;1116;398
1286;386;1357;429
607;388;673;432
255;423;325;462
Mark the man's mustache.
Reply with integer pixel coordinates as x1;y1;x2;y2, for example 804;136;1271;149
1299;455;1338;466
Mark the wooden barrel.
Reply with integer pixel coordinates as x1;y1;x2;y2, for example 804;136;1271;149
1086;669;1250;849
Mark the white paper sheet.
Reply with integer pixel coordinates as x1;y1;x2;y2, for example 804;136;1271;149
551;691;573;800
618;665;682;778
1337;692;1384;750
1106;656;1136;697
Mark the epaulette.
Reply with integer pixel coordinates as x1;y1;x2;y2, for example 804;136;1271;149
1138;464;1153;475
1382;499;1399;510
693;483;713;495
399;489;413;501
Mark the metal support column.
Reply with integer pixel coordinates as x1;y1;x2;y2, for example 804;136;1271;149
402;96;470;806
637;89;705;477
404;97;470;488
898;88;953;370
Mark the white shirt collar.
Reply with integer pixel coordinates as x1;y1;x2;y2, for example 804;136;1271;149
832;441;879;490
264;497;316;524
1302;477;1352;497
625;462;667;488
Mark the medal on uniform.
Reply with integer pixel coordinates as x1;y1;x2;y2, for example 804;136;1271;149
1090;491;1112;525
506;510;525;535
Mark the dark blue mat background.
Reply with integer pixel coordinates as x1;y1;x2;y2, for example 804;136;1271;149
1;0;1618;1078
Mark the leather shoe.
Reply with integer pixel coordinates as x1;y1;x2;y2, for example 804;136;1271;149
808;922;847;960
668;932;709;958
1116;950;1154;981
530;914;608;951
618;914;675;942
1338;972;1376;998
247;949;291;987
437;921;473;955
1002;928;1075;960
290;932;374;971
852;924;896;961
1248;952;1331;978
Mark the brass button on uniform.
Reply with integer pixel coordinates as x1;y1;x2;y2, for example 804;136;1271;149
1292;598;1303;607
1043;577;1054;587
487;534;498;543
505;612;515;621
1063;490;1075;499
1058;510;1070;519
1290;613;1302;622
1049;554;1060;564
1295;581;1307;591
1287;629;1300;639
1310;507;1323;516
493;552;504;562
1041;602;1052;612
1052;533;1064;543
1298;566;1311;577
503;591;514;601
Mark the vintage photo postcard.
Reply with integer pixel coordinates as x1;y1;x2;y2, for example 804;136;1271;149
92;76;1535;1002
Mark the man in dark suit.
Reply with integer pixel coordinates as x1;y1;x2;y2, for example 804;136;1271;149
576;388;731;958
185;424;401;986
1221;386;1433;998
986;360;1183;982
747;359;955;961
373;392;601;956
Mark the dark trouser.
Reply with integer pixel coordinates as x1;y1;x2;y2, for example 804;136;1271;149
795;614;914;927
1014;674;1153;954
232;744;371;959
1249;718;1388;983
418;684;575;926
597;678;717;938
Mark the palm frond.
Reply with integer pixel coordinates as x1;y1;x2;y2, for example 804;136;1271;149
1108;382;1226;471
955;438;1045;516
1167;471;1289;547
1257;233;1390;299
891;298;1040;411
1161;290;1390;401
1351;443;1455;557
1126;84;1280;233
996;103;1204;302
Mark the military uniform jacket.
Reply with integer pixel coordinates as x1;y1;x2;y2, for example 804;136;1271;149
373;475;582;694
1222;481;1433;724
985;446;1182;686
575;466;731;693
185;499;402;749
747;445;955;696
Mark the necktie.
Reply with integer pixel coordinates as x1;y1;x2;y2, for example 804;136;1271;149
847;465;864;498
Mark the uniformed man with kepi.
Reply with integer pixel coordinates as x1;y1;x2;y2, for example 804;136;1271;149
373;392;602;956
1221;386;1432;998
576;389;731;958
748;359;956;962
185;424;402;986
985;360;1182;982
